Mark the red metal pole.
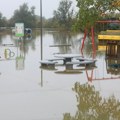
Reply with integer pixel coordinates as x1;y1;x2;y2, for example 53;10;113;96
85;69;94;82
81;28;87;54
91;26;96;58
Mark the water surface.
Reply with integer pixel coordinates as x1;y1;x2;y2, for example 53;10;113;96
0;30;120;120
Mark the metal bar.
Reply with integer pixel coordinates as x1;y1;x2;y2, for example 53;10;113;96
40;0;43;60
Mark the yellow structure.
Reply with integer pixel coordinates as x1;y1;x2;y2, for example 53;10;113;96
98;30;120;41
98;35;120;40
98;45;106;51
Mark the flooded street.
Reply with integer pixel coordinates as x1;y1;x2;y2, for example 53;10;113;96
0;30;120;120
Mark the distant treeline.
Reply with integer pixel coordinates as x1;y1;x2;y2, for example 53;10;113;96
0;0;120;32
0;0;77;31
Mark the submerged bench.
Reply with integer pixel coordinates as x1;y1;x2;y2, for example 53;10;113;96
40;60;58;69
77;58;96;61
47;58;67;65
65;60;96;70
47;58;65;61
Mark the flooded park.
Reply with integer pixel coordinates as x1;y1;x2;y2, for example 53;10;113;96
0;29;120;120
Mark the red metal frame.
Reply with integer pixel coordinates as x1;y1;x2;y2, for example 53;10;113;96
80;27;96;58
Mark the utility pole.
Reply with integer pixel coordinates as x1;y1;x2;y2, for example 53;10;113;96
40;0;43;60
40;0;43;87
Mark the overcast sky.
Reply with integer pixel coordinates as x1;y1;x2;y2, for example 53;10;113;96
0;0;77;19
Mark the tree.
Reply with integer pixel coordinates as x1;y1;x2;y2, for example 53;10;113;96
53;0;74;30
75;0;120;31
0;12;7;27
9;3;36;28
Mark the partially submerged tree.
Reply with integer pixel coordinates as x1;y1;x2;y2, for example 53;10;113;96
0;12;7;27
9;3;36;28
53;0;74;30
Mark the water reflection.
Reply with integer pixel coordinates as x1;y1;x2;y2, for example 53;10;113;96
52;32;79;54
1;30;120;119
83;42;120;81
105;43;120;75
106;57;120;75
85;68;94;82
0;30;39;71
16;40;25;70
63;82;120;120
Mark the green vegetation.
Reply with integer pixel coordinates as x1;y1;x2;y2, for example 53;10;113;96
0;0;120;31
75;0;120;31
9;3;36;28
0;12;7;28
53;0;75;30
0;0;76;31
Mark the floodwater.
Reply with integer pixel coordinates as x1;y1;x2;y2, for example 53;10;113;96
0;30;120;120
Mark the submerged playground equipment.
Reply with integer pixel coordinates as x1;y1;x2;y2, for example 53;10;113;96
97;20;120;41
